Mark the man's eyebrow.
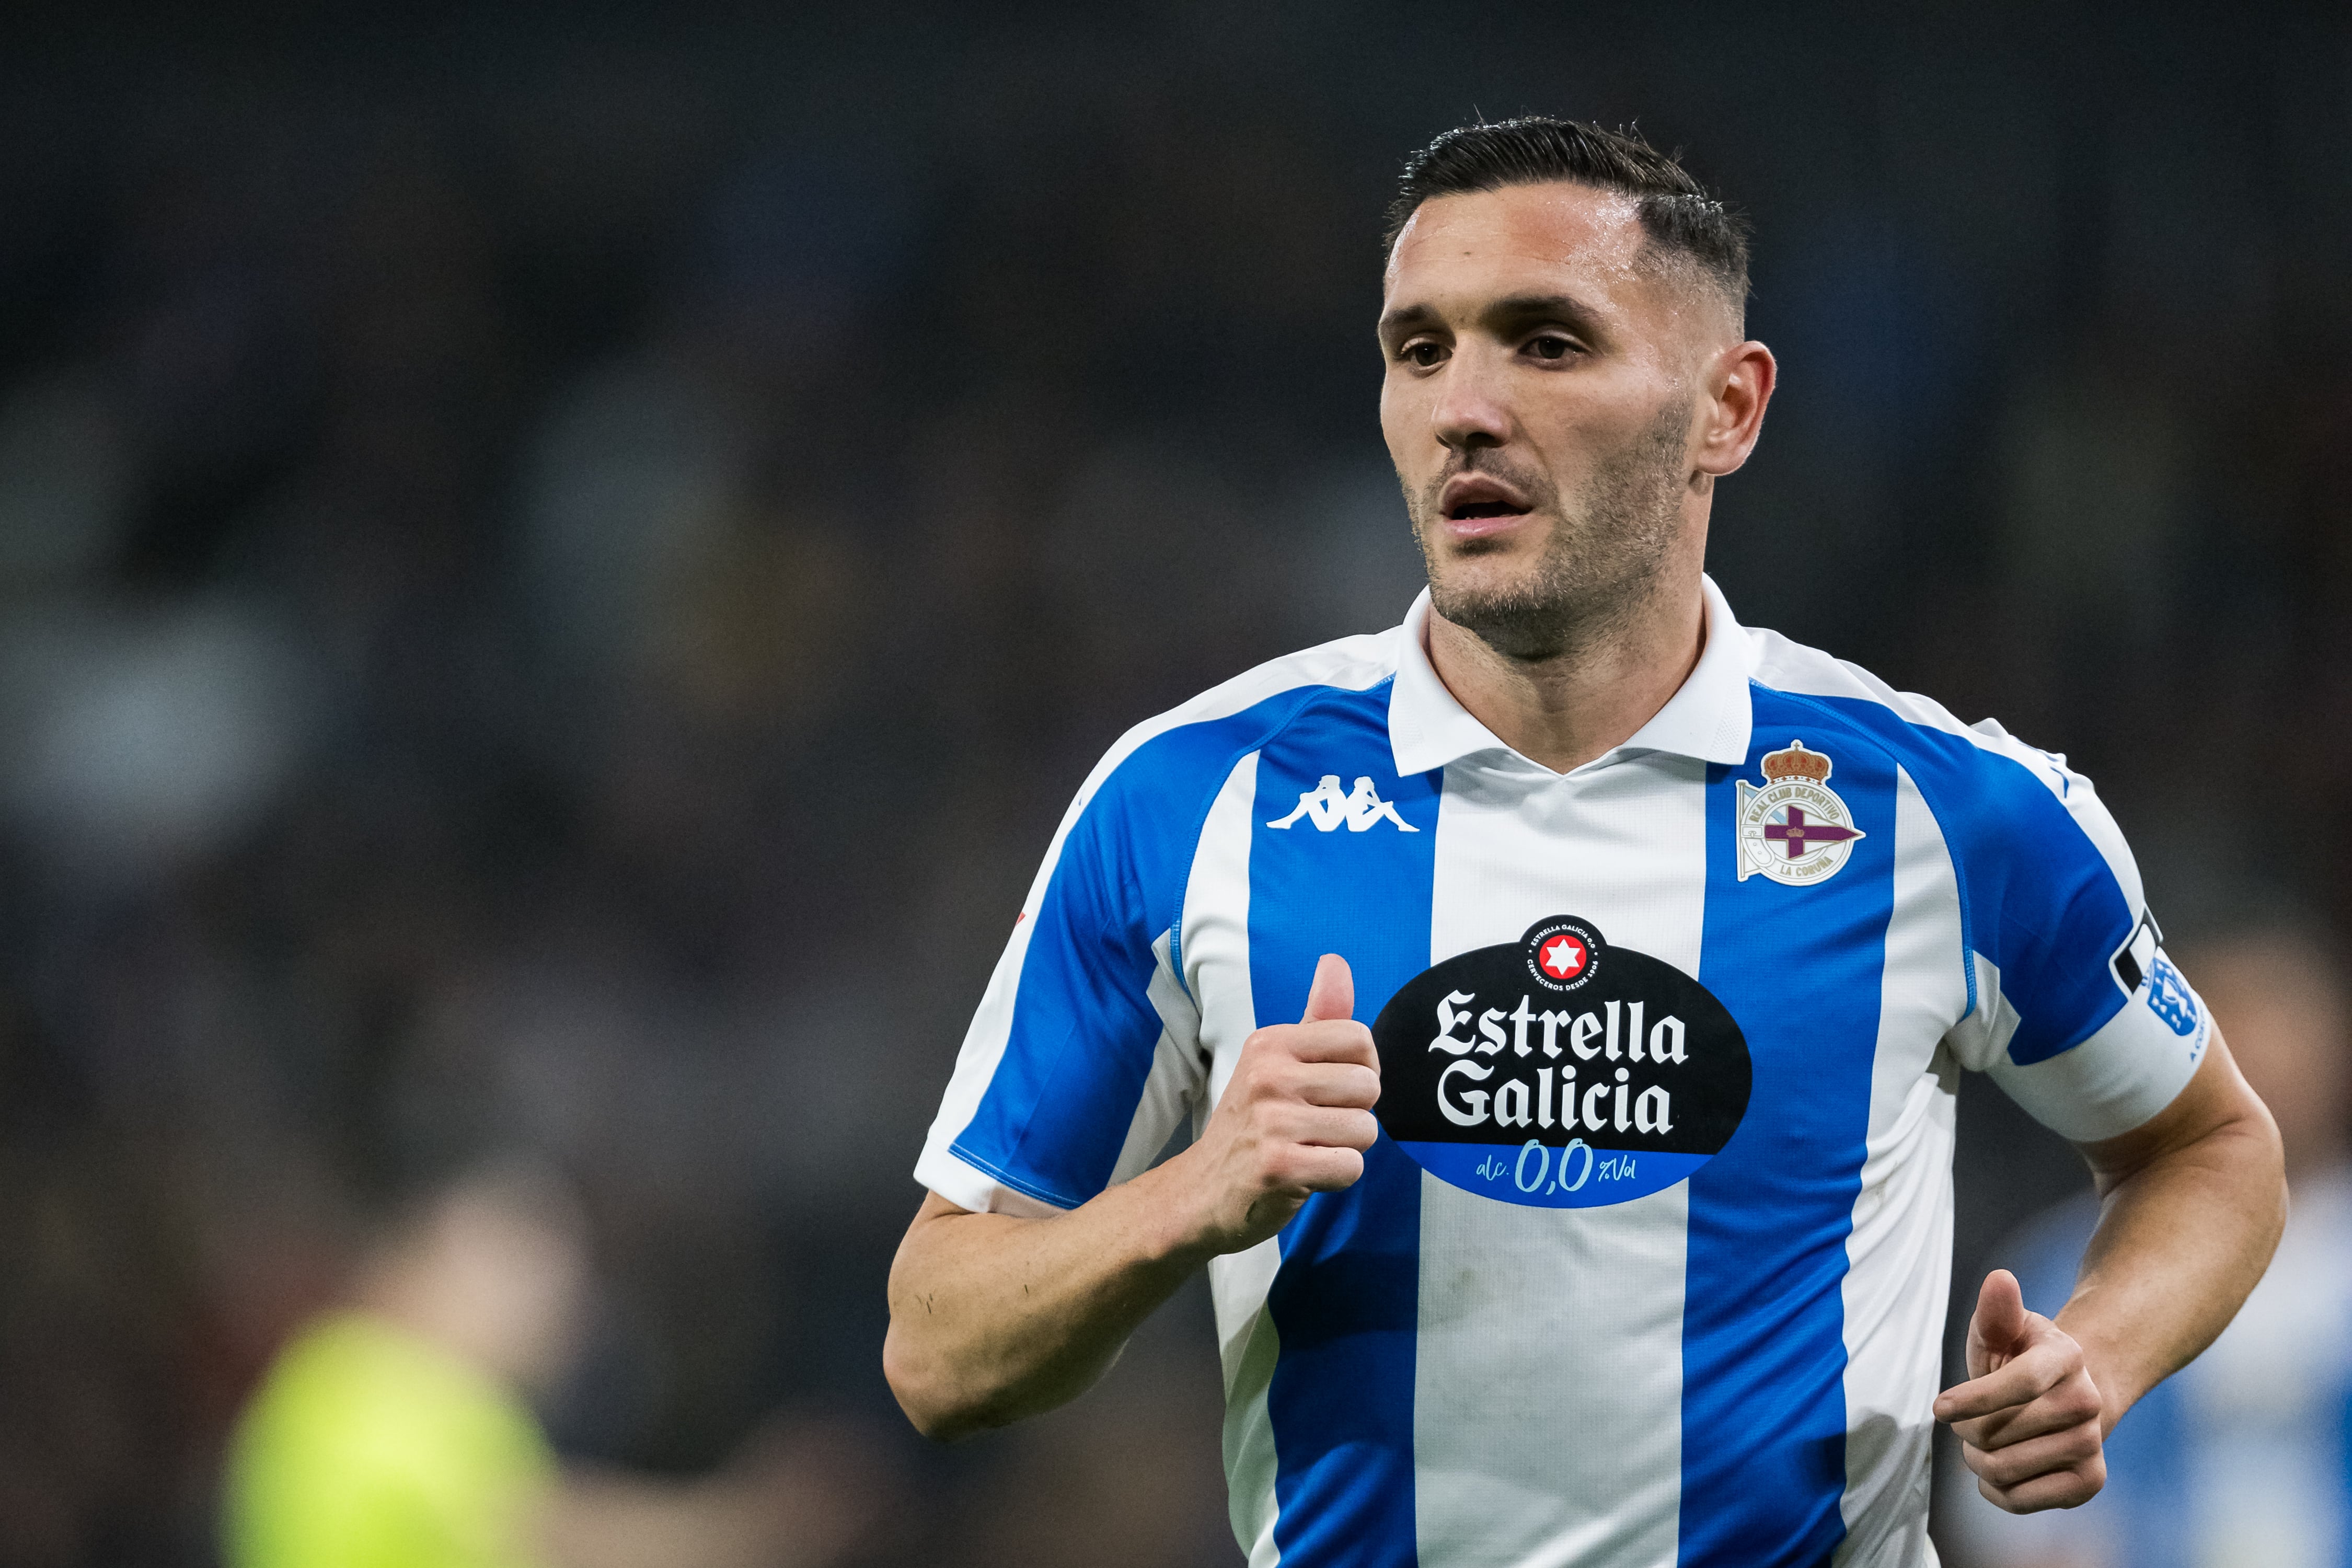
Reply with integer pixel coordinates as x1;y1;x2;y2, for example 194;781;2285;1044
1376;302;1442;337
1376;293;1611;340
1484;292;1606;335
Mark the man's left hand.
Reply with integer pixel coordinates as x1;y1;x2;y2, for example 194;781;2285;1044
1933;1269;2108;1513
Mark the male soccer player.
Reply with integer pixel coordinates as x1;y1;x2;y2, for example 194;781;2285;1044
883;118;2287;1565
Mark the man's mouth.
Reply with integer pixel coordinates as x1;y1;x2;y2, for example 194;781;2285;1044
1438;474;1536;535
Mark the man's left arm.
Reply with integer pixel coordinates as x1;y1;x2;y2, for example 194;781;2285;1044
1934;1026;2286;1513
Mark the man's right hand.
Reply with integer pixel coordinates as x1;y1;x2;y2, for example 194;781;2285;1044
1160;952;1382;1255
884;951;1381;1438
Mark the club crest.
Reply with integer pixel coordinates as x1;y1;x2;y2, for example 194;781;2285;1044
1736;740;1865;886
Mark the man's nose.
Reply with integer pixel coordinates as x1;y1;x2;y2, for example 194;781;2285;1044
1429;347;1512;452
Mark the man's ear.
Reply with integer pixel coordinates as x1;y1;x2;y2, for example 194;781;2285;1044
1693;340;1777;478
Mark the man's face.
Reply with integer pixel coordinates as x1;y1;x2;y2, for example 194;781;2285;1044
1378;182;1721;660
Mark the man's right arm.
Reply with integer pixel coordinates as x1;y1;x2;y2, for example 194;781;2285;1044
882;954;1377;1440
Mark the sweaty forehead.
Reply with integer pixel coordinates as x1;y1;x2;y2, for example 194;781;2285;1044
1388;185;1645;291
1382;182;1698;332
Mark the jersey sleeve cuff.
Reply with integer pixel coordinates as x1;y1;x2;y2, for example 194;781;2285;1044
1986;967;2211;1143
913;1142;1070;1218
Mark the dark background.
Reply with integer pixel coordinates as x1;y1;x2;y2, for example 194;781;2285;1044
0;2;2345;1562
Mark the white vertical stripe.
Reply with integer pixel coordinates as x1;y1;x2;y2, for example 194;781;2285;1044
1181;751;1286;1561
1185;751;1263;1130
1212;1243;1285;1567
1835;765;1966;1566
1412;751;1708;1566
1105;932;1210;1186
1947;951;2024;1073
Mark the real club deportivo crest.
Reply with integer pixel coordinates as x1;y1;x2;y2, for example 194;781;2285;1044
1736;740;1865;886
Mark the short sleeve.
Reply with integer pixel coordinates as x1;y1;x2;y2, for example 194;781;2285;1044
1934;724;2210;1144
912;734;1212;1216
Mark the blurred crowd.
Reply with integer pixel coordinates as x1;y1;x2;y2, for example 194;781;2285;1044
0;3;2347;1564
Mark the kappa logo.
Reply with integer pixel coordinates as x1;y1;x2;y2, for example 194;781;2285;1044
1266;775;1421;833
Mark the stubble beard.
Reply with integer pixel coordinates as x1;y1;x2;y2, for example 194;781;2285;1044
1408;397;1696;664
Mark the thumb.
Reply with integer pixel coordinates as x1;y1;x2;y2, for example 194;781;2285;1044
1301;953;1355;1024
1967;1268;2029;1380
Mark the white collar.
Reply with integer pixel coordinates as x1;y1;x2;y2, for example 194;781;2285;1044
1388;573;1756;777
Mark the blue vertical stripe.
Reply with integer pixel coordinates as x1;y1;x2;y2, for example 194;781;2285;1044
1255;682;1442;1568
2338;1370;2352;1568
1681;689;1896;1567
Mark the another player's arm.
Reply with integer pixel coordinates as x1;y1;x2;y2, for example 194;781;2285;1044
883;955;1377;1440
1935;1025;2286;1512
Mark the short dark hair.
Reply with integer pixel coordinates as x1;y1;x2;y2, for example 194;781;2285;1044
1384;117;1749;317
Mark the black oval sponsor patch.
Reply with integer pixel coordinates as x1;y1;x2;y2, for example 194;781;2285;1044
1371;916;1752;1207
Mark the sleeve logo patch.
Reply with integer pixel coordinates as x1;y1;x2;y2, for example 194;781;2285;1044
2146;953;2200;1039
1370;917;1751;1208
1735;740;1866;886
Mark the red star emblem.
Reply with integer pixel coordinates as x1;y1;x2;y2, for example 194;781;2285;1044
1539;935;1587;979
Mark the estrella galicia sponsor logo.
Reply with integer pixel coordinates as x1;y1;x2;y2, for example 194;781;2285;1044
2146;952;2200;1039
1523;915;1601;993
1370;917;1751;1209
1265;775;1420;833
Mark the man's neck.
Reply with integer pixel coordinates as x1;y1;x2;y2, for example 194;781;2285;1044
1425;578;1707;775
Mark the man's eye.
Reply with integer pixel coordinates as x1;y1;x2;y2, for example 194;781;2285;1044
1402;341;1445;367
1528;335;1575;361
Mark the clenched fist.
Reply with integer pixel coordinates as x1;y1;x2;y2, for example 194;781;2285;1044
1935;1269;2109;1513
1166;953;1382;1255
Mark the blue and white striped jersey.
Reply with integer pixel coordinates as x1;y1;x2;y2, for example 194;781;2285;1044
915;578;2211;1568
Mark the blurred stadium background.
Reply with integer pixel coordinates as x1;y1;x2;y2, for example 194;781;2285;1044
0;2;2347;1563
